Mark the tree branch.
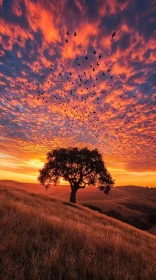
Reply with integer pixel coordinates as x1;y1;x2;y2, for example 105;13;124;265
83;168;94;177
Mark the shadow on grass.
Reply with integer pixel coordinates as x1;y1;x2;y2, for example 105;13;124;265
82;203;154;231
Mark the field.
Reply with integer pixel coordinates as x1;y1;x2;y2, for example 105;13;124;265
0;180;156;233
0;184;156;280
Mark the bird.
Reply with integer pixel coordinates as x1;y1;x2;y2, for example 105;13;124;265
112;32;116;38
74;32;77;36
66;39;68;43
66;31;69;35
94;50;96;54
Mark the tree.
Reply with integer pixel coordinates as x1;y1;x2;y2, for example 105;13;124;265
38;147;114;203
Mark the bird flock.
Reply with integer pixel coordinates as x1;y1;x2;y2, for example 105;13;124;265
22;30;154;156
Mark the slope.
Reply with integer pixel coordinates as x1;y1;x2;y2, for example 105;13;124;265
0;185;156;280
0;180;155;218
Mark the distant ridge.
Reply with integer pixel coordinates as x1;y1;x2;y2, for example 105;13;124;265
0;180;151;188
0;179;40;185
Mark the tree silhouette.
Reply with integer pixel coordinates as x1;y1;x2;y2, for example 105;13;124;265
38;147;114;203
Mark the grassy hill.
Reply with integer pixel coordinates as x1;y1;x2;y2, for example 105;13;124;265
1;180;155;216
0;180;156;234
0;185;156;280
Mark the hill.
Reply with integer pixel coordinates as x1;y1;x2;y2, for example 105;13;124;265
0;185;156;280
0;180;156;233
1;181;155;216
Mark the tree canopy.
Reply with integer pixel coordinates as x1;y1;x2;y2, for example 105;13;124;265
38;147;114;203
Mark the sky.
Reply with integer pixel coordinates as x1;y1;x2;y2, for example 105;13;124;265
0;0;156;186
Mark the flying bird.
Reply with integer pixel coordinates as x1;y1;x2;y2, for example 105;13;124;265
112;32;116;38
74;32;77;36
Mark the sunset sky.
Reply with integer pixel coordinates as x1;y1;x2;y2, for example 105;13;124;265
0;0;155;186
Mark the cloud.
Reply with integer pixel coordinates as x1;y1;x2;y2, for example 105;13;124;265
12;0;23;17
24;0;60;43
0;0;155;185
0;18;34;50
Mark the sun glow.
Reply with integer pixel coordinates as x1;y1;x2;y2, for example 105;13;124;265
29;159;44;169
0;0;155;186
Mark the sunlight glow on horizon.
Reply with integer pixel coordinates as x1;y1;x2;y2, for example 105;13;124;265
0;164;155;187
0;0;155;186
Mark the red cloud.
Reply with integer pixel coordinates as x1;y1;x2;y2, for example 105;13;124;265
12;0;23;17
0;18;33;50
24;0;60;43
0;0;155;184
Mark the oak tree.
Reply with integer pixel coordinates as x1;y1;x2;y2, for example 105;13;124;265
38;147;114;203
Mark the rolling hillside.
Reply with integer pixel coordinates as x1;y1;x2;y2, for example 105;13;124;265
0;180;155;218
0;185;156;280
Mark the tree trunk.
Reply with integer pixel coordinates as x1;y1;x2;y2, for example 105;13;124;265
69;188;77;203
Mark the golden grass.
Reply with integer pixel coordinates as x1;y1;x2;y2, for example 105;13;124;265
0;186;156;280
1;180;155;220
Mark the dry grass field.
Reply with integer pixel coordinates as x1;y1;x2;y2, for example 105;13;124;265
0;185;156;280
1;180;155;219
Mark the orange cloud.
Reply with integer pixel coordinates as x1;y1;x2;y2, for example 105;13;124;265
0;18;33;49
107;0;130;15
24;0;60;43
0;0;155;186
61;21;99;59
